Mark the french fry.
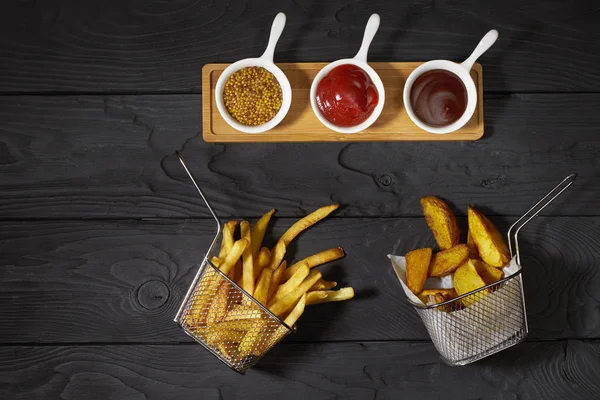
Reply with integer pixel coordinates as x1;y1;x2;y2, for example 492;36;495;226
220;238;248;276
468;206;510;267
279;204;339;246
309;279;337;291
269;270;322;317
205;328;245;345
420;196;460;250
405;247;432;294
305;291;328;304
268;262;310;307
185;259;223;326
240;221;255;295
238;319;268;358
217;342;235;359
283;247;345;281
233;260;242;285
253;267;272;306
266;240;286;271
206;280;230;324
428;244;470;277
306;287;354;305
267;260;286;300
210;319;255;332
218;220;238;259
284;294;306;327
251;209;275;257
472;259;504;284
453;259;487;306
254;247;271;280
224;304;261;322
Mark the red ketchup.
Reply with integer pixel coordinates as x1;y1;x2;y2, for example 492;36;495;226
315;64;379;127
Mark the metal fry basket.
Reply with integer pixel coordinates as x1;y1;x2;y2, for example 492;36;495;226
410;174;576;366
173;152;294;374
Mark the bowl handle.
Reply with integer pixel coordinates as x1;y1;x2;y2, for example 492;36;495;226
354;14;380;63
260;12;286;62
461;29;499;72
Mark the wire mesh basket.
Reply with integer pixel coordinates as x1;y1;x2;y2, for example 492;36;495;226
173;152;294;374
409;174;576;366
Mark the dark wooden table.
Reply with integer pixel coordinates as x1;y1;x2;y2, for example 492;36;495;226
1;0;600;398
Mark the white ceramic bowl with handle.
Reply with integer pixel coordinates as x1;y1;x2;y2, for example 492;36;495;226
403;29;498;134
310;14;385;134
215;13;292;134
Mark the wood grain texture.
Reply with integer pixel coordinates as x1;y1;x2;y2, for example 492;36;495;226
1;341;599;399
1;217;599;343
0;0;598;93
203;62;484;142
0;94;598;218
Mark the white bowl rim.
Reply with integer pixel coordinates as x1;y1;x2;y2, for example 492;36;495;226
309;58;386;134
402;59;477;135
215;57;292;134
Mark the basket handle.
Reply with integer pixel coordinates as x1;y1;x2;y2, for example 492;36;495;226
508;174;577;264
176;151;222;252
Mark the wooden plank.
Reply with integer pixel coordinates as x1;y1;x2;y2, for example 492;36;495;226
1;217;599;343
202;62;484;142
0;94;598;218
1;341;599;399
0;0;598;93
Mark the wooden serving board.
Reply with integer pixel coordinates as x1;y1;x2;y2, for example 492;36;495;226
202;62;484;142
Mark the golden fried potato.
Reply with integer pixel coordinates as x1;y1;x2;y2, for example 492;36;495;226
268;263;310;307
279;204;339;246
253;267;272;306
428;244;469;277
453;259;487;306
405;248;432;294
220;238;248;276
417;288;458;304
266;240;286;271
267;260;286;300
468;206;510;267
206;280;230;324
472;259;503;285
218;220;238;259
420;196;460;250
283;294;306;327
251;209;275;257
240;221;255;295
467;231;479;259
305;287;355;305
309;279;337;291
283;247;344;281
269;270;322;317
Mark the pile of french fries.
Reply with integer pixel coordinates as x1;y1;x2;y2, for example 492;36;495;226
406;196;511;309
184;204;354;359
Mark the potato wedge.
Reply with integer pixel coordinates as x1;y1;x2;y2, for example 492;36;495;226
467;230;479;259
268;262;310;307
240;221;255;295
405;248;432;294
429;244;469;277
309;279;337;291
472;259;503;285
418;288;457;304
279;204;339;246
253;267;272;306
468;206;510;267
453;259;487;306
251;209;275;257
420;196;460;250
283;247;344;281
306;287;355;305
269;270;322;317
283;294;306;327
